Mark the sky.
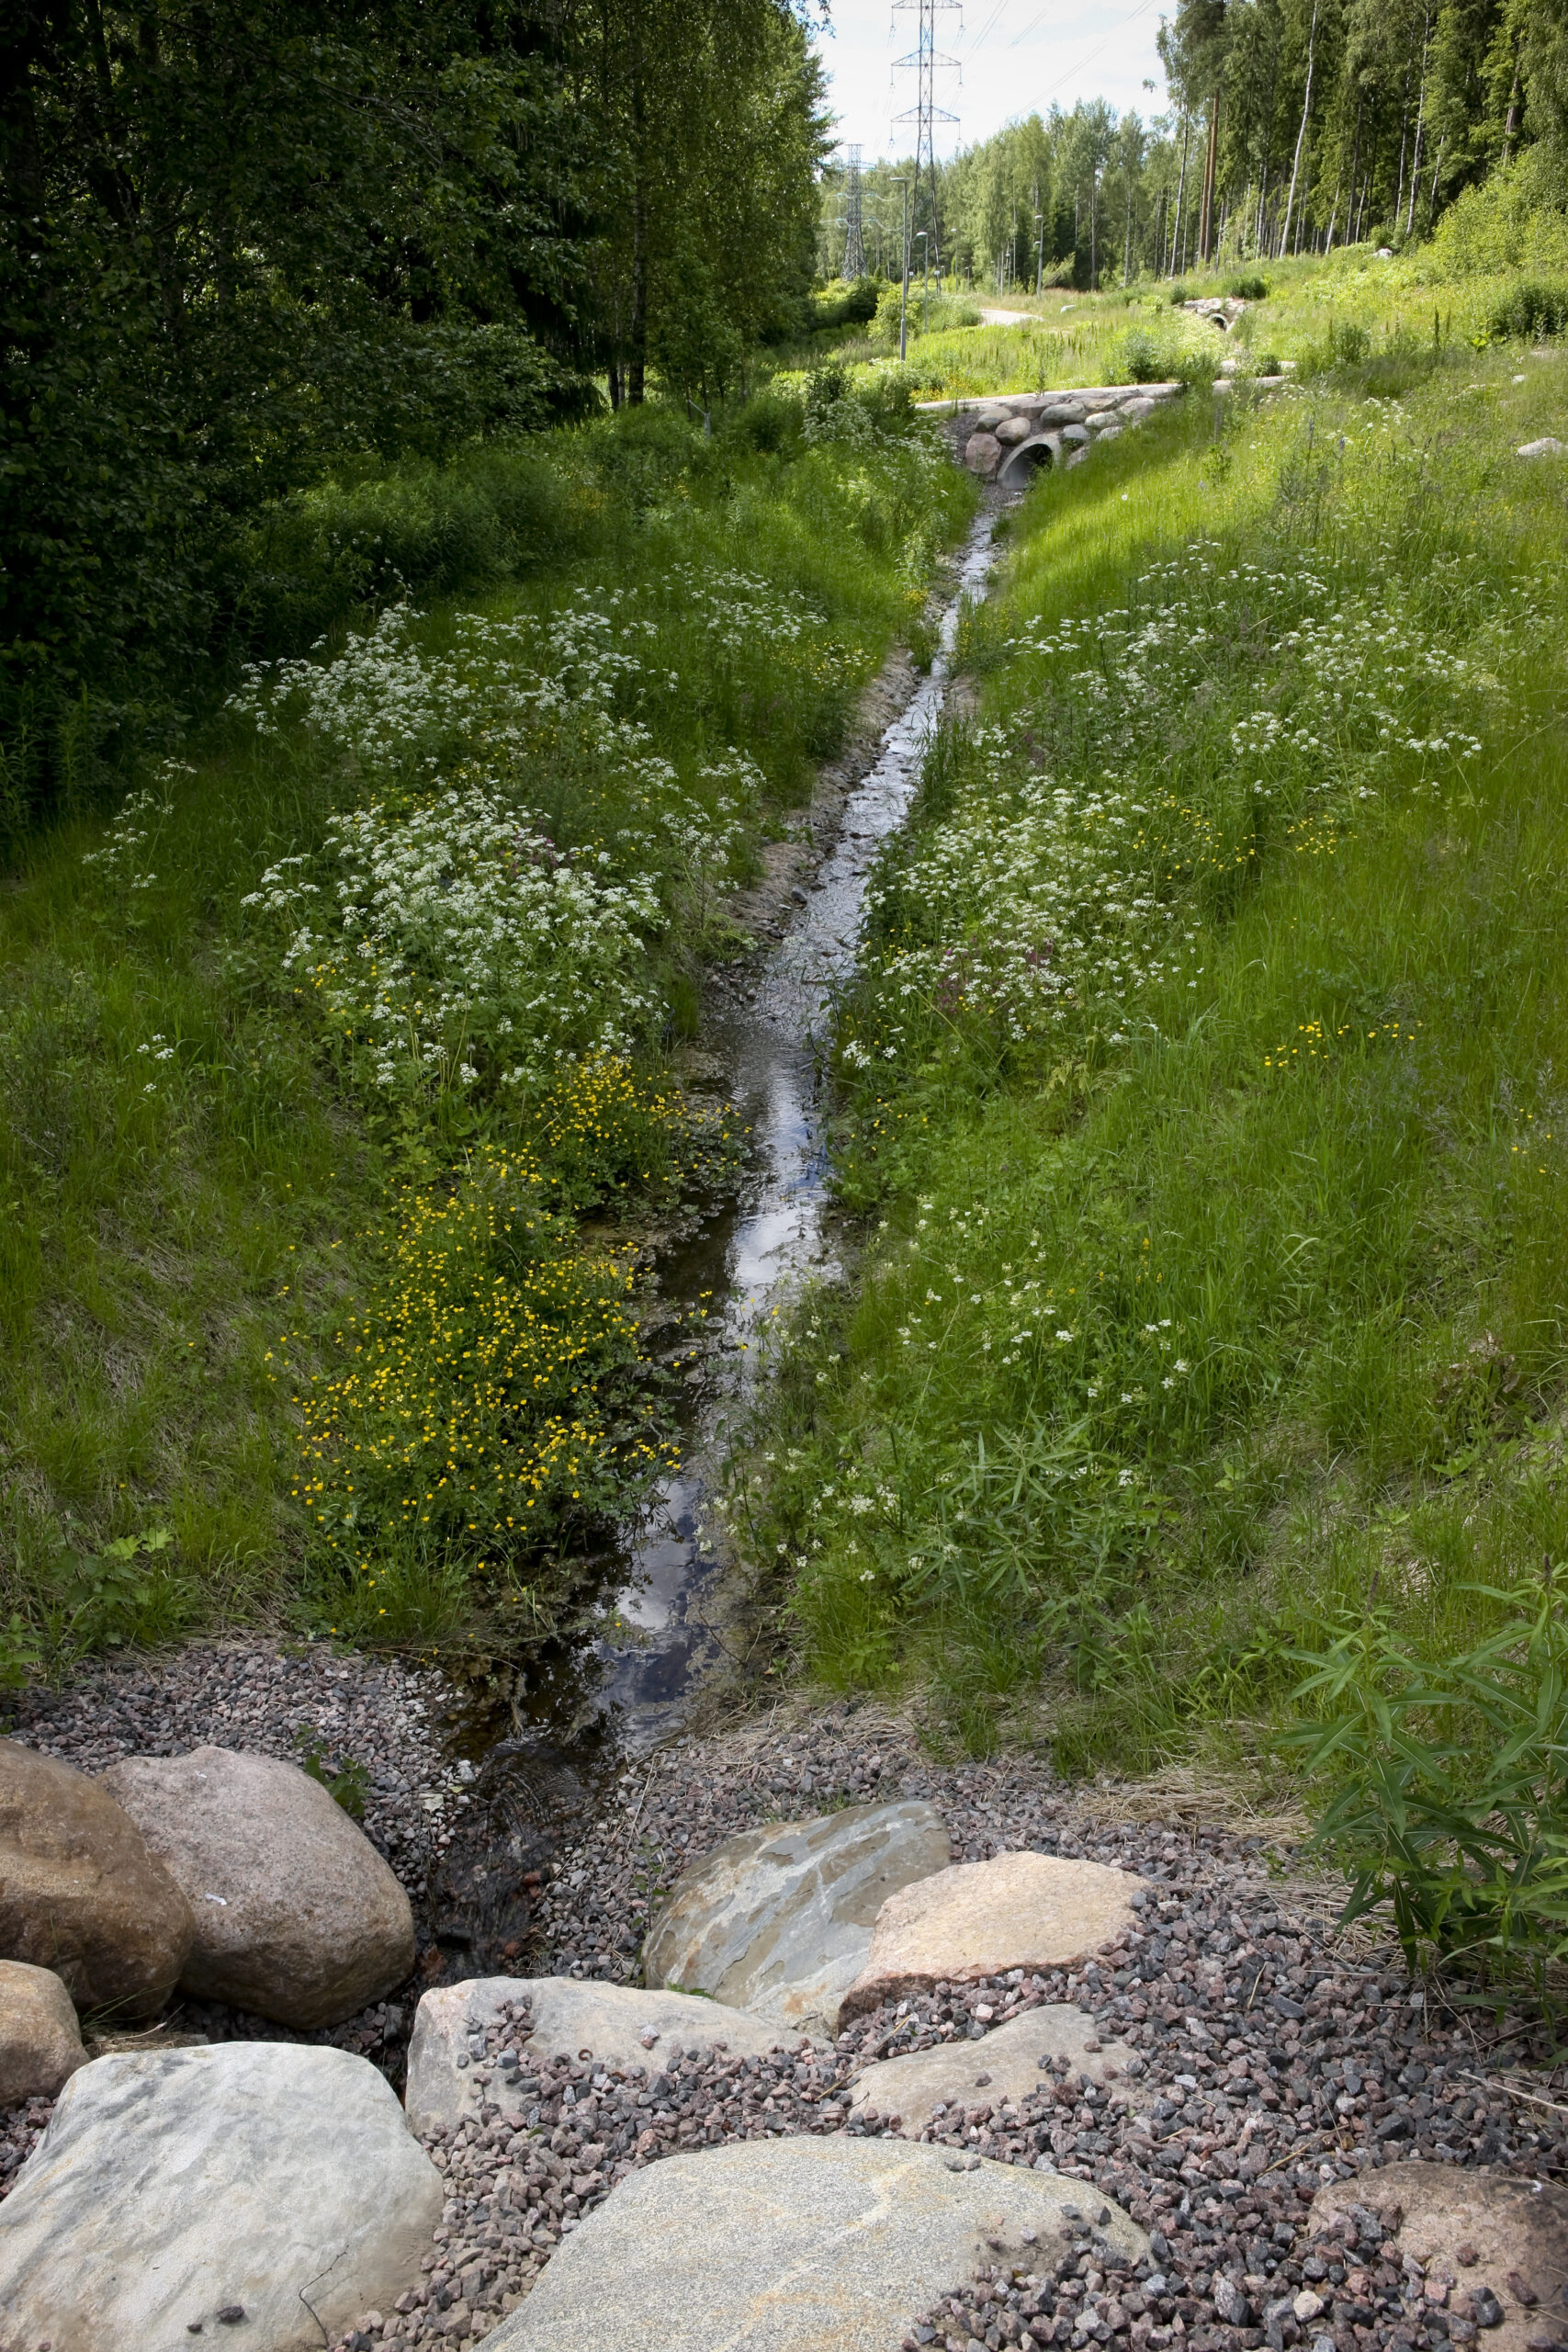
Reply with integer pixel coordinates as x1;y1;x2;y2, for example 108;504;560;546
813;0;1172;161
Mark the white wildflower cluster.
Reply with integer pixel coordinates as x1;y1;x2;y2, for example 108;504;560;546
242;777;661;1101
660;566;825;650
80;764;189;889
852;541;1538;1058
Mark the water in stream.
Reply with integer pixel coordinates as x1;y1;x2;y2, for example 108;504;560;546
424;506;1001;1964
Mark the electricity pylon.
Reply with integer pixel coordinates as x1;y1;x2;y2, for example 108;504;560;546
892;0;960;281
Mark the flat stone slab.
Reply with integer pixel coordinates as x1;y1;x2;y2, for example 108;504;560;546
406;1974;807;2133
1312;2165;1568;2352
645;1800;951;2040
0;2041;441;2352
849;2004;1138;2135
1517;436;1567;458
840;1851;1147;2020
482;2136;1147;2351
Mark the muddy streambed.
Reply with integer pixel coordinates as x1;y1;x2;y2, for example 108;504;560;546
422;504;1003;1972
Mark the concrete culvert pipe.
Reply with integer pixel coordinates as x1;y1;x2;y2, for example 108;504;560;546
998;433;1060;490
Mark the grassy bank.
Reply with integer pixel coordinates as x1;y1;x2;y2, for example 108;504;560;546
730;310;1568;1961
777;221;1568;405
0;392;975;1677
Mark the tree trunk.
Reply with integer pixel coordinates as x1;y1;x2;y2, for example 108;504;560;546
1169;111;1191;276
1199;89;1221;264
1280;0;1320;258
1405;1;1431;236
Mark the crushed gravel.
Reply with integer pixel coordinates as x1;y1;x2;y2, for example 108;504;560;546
5;1671;1566;2352
338;1699;1568;2349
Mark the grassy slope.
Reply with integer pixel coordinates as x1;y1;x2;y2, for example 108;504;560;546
0;406;975;1674
732;311;1568;1791
774;238;1551;404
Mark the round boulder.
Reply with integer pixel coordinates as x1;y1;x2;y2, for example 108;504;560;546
0;1960;88;2103
0;2042;442;2352
0;1737;194;2017
100;1746;415;2030
994;413;1032;444
964;429;1002;476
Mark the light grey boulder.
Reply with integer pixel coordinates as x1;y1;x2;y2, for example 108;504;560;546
1060;423;1090;447
994;413;1032;444
0;2041;442;2352
964;429;1002;475
406;1974;807;2134
0;1959;87;2103
973;406;1010;432
101;1745;415;2029
644;1800;950;2041
1517;436;1566;458
848;2003;1139;2135
1121;396;1159;423
482;2135;1146;2351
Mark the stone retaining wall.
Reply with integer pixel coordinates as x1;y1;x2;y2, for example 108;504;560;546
919;383;1187;486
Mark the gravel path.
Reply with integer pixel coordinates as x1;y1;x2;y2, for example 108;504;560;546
5;1665;1565;2352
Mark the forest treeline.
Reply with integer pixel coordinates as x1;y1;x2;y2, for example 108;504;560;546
823;0;1568;290
0;0;827;824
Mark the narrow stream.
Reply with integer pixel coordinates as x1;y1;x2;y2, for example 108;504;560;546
563;507;998;1738
425;505;1001;1958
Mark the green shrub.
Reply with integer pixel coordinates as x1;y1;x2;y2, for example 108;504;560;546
237;446;589;653
812;277;884;332
1486;279;1568;340
725;385;804;453
1228;274;1269;300
1285;1566;1568;1996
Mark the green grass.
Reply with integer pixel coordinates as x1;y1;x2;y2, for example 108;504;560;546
0;397;976;1676
770;243;1544;409
729;317;1568;1809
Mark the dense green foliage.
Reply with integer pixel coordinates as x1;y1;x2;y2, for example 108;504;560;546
1;0;827;827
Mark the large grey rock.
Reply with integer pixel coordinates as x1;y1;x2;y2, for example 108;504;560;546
101;1746;415;2029
964;429;1002;475
1517;436;1567;458
0;1959;87;2103
840;1850;1148;2021
645;1801;950;2041
849;2003;1138;2135
0;2041;441;2352
0;1737;194;2017
406;1974;806;2134
994;413;1032;444
483;2136;1146;2351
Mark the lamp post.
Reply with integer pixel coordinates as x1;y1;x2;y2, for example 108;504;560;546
1034;209;1045;298
893;175;911;362
917;228;930;330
